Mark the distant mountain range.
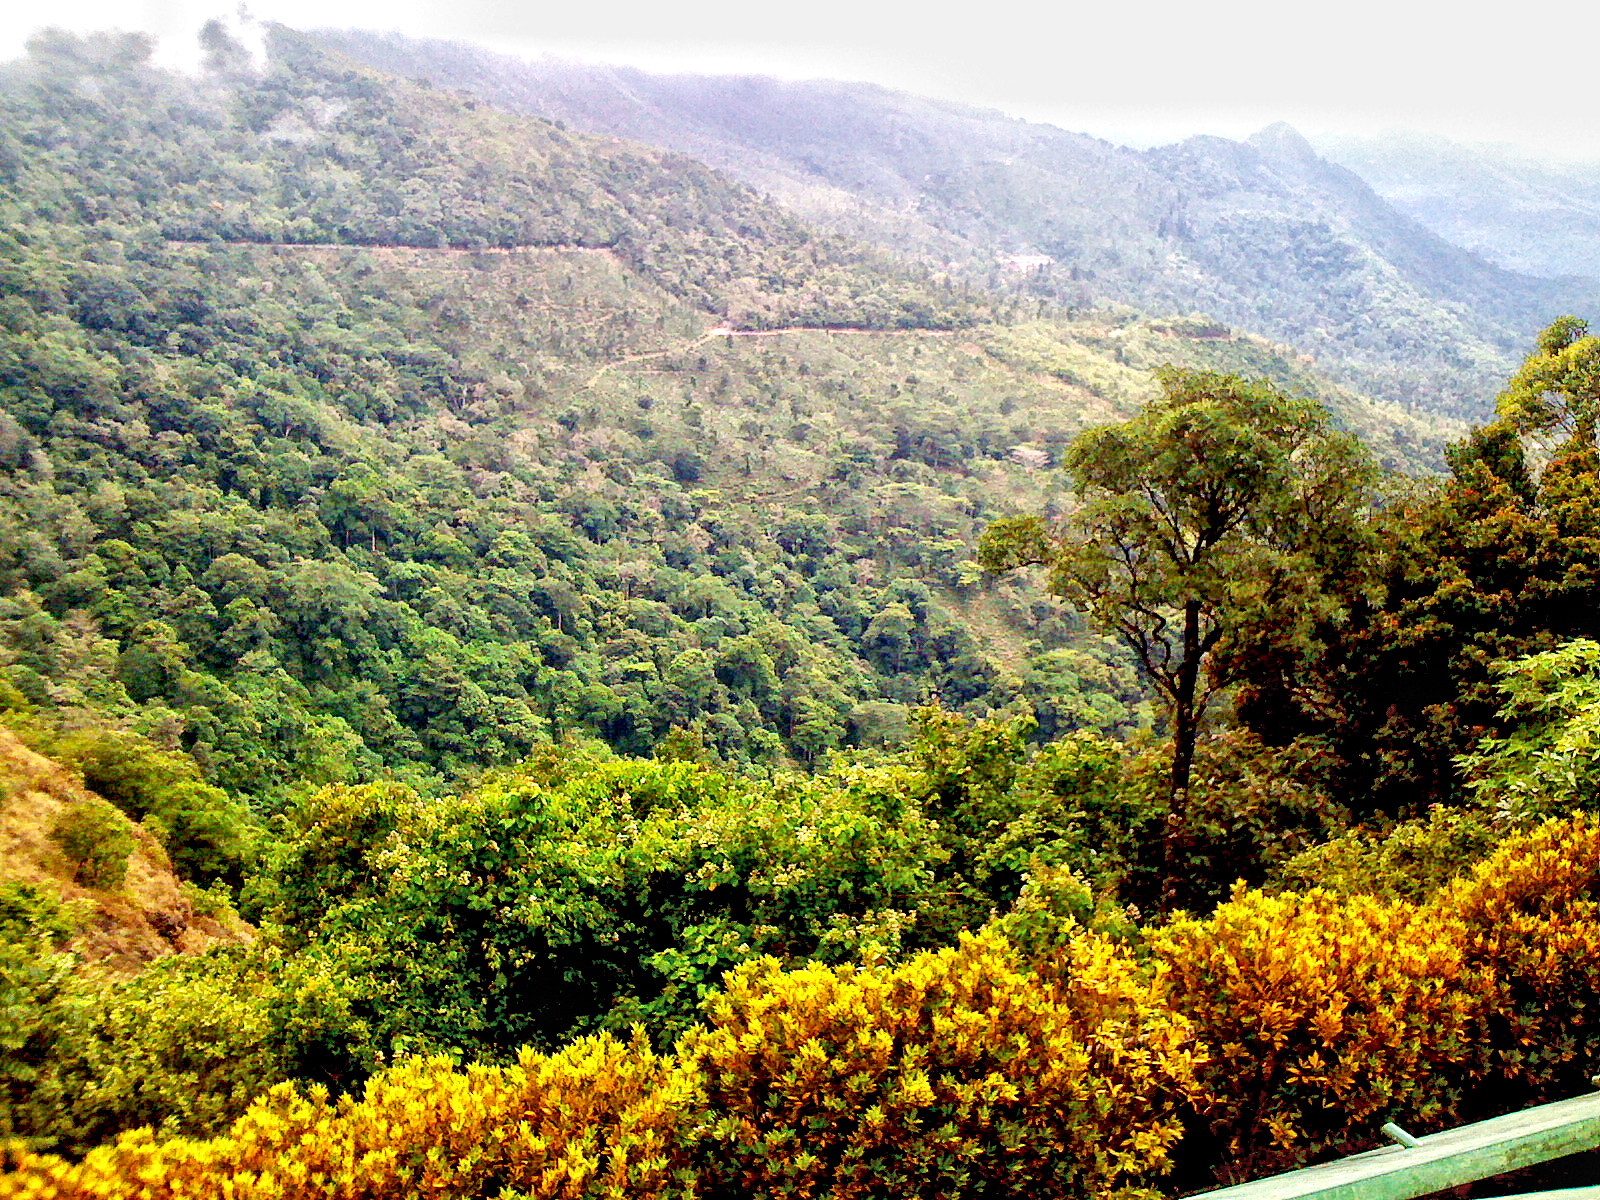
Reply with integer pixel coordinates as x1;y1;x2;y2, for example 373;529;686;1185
1315;130;1600;281
316;30;1598;421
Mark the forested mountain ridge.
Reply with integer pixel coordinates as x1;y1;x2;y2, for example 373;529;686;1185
0;26;1015;805
316;29;1592;419
0;23;1453;821
9;28;989;333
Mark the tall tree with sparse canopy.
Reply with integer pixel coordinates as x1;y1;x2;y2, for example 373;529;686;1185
979;368;1378;908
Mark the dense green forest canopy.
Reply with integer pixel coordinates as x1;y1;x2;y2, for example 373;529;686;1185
0;26;1114;808
0;24;1447;819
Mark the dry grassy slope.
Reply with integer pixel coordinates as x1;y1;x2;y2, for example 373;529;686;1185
0;727;251;972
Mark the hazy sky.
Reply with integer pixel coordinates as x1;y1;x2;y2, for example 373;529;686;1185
0;0;1587;157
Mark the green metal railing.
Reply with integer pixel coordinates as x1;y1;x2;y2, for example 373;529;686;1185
1195;1091;1600;1200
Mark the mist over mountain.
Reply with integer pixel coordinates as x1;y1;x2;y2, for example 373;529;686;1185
1317;129;1600;281
318;29;1594;420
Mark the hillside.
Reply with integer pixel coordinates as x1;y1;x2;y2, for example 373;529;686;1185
0;725;250;970
17;20;1600;1196
0;26;1453;813
1317;129;1600;281
316;30;1591;420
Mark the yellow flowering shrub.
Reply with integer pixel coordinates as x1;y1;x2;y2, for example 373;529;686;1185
1152;888;1478;1185
0;1030;695;1200
1435;813;1600;1108
24;826;1600;1200
680;925;1201;1200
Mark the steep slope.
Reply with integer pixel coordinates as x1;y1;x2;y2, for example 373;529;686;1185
0;29;1119;805
1317;129;1600;281
0;727;251;970
318;30;1588;420
1137;124;1551;409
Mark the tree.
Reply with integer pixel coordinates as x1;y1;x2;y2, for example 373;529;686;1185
1231;322;1600;819
1496;315;1600;449
979;368;1377;907
50;797;135;889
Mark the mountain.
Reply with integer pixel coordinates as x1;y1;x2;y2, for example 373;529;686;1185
1315;129;1600;282
315;30;1593;421
10;25;1600;1187
0;26;1463;812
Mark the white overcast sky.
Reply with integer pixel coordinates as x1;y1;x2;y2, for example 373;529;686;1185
0;0;1584;158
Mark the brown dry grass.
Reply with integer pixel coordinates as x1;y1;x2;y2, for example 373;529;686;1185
0;726;251;972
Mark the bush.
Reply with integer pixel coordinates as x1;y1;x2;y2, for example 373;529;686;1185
0;882;78;947
49;798;134;889
0;943;289;1159
0;938;80;1154
682;926;1201;1200
1458;639;1600;824
0;673;31;716
1435;813;1600;1112
0;1031;693;1200
1153;887;1479;1186
1276;805;1501;902
44;730;254;888
980;731;1146;906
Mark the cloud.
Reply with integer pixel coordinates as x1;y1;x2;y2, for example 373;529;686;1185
3;0;1597;158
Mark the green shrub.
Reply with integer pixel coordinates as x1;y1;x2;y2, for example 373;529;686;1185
0;945;289;1159
43;730;254;888
1277;805;1501;902
0;882;79;948
0;673;30;717
49;799;134;889
1121;730;1341;913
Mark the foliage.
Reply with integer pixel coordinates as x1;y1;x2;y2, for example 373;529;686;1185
326;28;1544;427
1437;814;1600;1112
0;1030;694;1200
1496;314;1600;447
1234;352;1600;818
684;926;1200;1200
1152;887;1478;1186
9;22;1600;1193
0;25;1156;808
982;368;1376;903
48;799;133;890
0;884;78;950
253;754;954;1068
242;713;1196;1078
0;927;1199;1200
1458;638;1600;824
987;865;1142;963
1118;730;1341;913
973;729;1149;908
19;814;1600;1192
0;936;79;1153
0;884;80;1150
1276;804;1501;902
0;941;288;1158
41;730;255;888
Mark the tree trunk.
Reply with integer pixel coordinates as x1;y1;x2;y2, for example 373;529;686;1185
1160;598;1203;914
